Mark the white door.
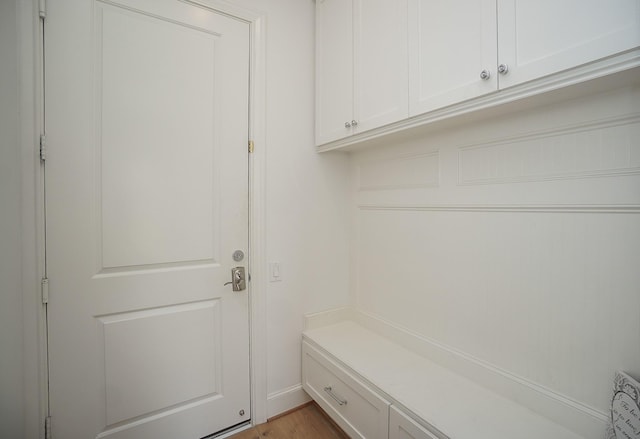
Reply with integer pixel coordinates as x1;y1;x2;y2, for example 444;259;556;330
45;1;250;438
408;0;497;116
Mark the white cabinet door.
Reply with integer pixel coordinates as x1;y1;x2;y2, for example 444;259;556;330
497;0;640;88
316;0;408;146
354;0;409;133
408;0;497;116
316;0;354;145
389;406;440;439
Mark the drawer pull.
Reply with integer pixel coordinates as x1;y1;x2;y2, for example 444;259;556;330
324;386;347;406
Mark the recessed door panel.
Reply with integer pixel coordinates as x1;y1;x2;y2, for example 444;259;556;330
99;6;220;269
99;301;221;426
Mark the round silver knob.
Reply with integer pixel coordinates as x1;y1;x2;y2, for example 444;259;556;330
344;121;351;128
480;69;491;80
498;64;509;75
351;120;358;127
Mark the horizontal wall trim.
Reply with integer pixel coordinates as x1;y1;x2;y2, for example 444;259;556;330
358;204;640;214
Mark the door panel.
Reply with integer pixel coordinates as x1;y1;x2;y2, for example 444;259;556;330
46;1;250;438
99;301;222;426
99;4;219;269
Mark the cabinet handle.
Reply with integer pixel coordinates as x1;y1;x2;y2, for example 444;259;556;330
324;386;347;406
480;69;491;80
351;120;358;127
498;64;509;75
344;121;351;128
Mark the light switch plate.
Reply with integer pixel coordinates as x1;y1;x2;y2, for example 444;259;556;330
269;262;282;282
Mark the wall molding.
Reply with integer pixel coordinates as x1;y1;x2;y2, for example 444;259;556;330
352;310;608;439
266;385;311;419
358;204;640;214
458;113;640;186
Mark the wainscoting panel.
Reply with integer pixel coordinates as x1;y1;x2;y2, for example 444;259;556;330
459;114;640;185
358;151;440;190
356;207;640;415
349;84;640;437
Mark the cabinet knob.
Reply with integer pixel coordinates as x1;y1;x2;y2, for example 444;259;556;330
498;64;509;75
351;120;358;127
344;121;351;128
480;69;491;80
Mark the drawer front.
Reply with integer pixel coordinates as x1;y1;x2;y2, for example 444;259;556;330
302;341;390;439
389;406;443;439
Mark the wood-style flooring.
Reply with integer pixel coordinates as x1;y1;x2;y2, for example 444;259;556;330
228;403;348;439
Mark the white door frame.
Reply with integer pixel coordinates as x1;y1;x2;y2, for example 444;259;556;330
19;0;269;435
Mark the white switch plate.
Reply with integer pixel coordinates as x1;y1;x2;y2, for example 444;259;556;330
269;262;281;282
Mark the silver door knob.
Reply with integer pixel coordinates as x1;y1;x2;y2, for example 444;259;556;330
480;69;491;80
498;64;509;75
224;267;246;291
344;121;351;128
351;120;358;127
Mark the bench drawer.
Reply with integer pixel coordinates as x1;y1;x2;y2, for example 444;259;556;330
302;340;390;439
390;405;443;439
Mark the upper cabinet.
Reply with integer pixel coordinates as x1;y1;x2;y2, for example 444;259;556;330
409;0;498;116
497;0;640;89
316;0;408;146
316;0;640;149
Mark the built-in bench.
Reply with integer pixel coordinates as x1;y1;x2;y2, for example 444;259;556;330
302;319;586;439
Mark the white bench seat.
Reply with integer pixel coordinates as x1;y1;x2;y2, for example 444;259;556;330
303;321;585;439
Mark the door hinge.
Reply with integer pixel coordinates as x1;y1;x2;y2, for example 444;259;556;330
39;135;46;162
39;0;46;19
41;278;49;304
44;416;51;439
248;140;254;154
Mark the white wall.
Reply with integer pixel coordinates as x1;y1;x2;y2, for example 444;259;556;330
242;0;352;415
350;84;640;434
0;0;25;437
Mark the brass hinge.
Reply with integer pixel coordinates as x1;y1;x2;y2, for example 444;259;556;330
41;278;49;304
248;140;254;154
39;135;46;162
44;416;51;439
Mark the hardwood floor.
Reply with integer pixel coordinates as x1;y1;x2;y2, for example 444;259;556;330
228;403;348;439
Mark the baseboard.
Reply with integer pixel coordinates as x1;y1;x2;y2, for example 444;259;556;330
353;310;608;439
266;384;312;419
